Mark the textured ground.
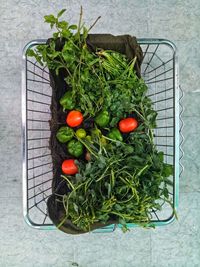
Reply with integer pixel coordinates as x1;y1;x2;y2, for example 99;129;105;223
0;0;200;266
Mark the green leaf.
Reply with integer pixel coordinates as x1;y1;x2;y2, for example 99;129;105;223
163;188;169;198
61;29;71;38
69;24;77;30
158;151;164;162
26;49;36;57
85;162;92;174
44;14;56;28
83;26;88;39
97;213;109;222
73;203;79;213
44;14;56;23
26;48;43;66
58;21;68;29
53;32;59;39
119;218;126;225
75;173;83;183
162;164;173;177
114;204;123;211
57;9;66;18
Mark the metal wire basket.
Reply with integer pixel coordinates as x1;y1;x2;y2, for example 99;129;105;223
22;38;181;231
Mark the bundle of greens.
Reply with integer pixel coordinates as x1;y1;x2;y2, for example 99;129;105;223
27;8;174;233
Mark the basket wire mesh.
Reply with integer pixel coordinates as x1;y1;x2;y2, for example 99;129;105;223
22;38;180;231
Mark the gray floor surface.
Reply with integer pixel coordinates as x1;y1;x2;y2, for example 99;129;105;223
0;0;200;266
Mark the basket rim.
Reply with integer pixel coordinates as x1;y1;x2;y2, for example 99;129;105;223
22;38;179;231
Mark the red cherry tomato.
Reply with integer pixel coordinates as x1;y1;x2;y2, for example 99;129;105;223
119;118;138;133
62;159;78;175
66;110;83;127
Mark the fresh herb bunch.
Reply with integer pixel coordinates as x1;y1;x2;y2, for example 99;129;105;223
27;8;103;116
59;128;173;231
27;8;174;232
27;9;156;126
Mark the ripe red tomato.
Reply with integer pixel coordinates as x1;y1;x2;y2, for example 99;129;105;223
66;110;83;127
62;159;78;175
119;118;138;133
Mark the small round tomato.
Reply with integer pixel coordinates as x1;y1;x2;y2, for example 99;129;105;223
62;159;78;175
66;110;83;128
119;118;138;133
76;128;86;138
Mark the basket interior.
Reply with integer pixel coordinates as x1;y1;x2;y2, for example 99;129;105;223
23;40;177;228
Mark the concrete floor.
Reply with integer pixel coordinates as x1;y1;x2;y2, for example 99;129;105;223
0;0;200;266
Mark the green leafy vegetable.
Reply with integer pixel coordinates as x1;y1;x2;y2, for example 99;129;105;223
59;136;173;231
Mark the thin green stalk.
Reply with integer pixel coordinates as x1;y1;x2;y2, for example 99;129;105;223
57;215;68;229
96;159;121;182
61;175;75;190
75;135;98;158
77;6;83;44
135;164;149;178
117;195;134;204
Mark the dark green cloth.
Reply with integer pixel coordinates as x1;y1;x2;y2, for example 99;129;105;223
47;34;143;235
